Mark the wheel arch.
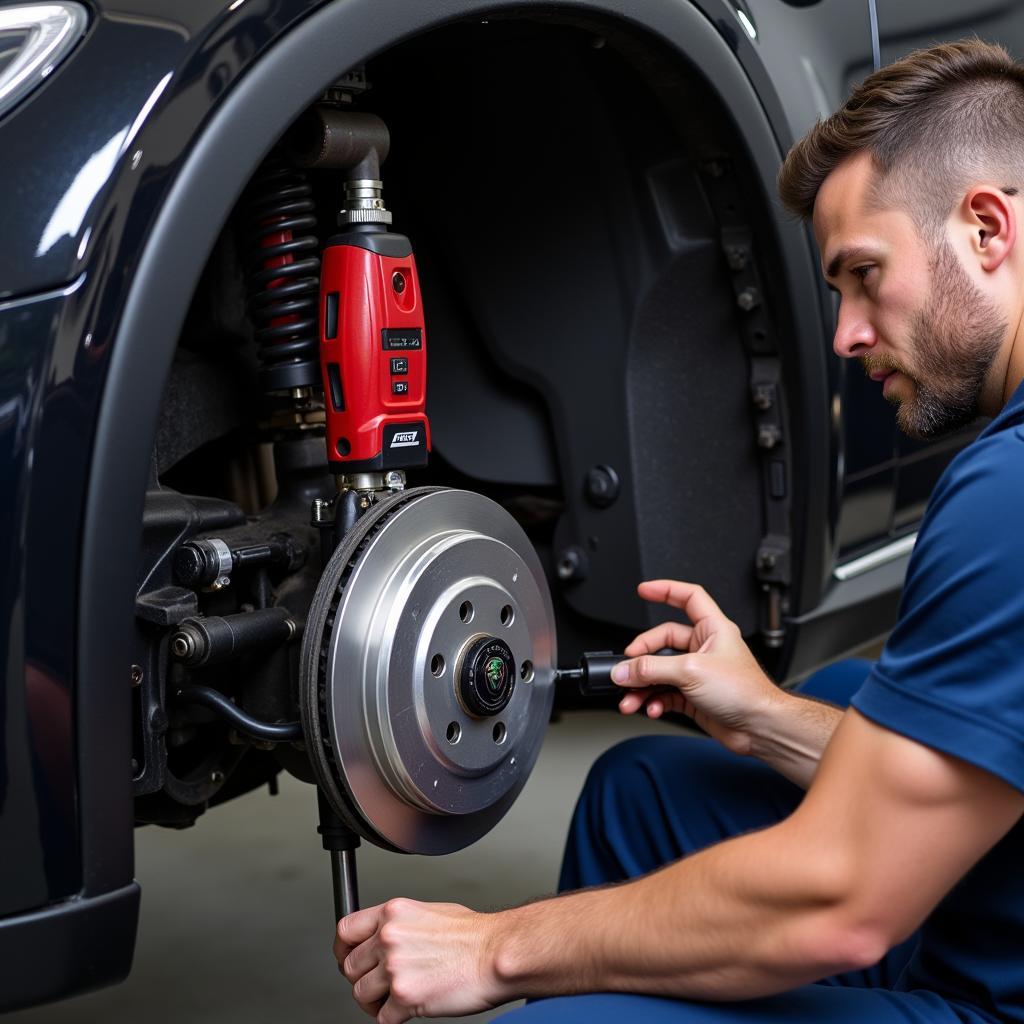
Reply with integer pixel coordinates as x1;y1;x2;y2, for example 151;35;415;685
78;0;829;896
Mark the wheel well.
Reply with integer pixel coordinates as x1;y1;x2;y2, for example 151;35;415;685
80;0;821;860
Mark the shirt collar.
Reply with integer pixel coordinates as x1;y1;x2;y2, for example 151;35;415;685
979;375;1024;439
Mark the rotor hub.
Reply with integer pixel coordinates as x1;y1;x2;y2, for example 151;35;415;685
300;487;555;855
457;635;516;718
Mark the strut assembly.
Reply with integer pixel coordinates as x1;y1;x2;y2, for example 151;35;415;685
256;100;559;923
146;83;643;929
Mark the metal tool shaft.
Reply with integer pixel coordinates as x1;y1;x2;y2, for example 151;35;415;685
330;847;360;920
317;787;361;924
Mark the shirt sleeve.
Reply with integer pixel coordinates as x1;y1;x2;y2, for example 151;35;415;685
850;428;1024;793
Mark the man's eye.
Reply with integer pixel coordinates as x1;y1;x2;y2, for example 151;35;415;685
851;265;874;282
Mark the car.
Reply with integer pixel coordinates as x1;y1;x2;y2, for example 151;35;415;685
1;0;1020;1012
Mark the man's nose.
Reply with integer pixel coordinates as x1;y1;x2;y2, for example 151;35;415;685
832;304;877;359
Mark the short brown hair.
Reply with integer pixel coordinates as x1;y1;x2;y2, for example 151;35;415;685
778;39;1024;232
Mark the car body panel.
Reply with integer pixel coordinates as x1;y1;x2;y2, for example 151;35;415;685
0;281;84;916
0;0;328;302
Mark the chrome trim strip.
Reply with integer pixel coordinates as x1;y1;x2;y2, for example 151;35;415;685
833;533;917;581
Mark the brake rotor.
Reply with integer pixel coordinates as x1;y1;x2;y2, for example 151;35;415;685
299;487;556;855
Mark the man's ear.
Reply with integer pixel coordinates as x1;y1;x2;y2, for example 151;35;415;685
962;186;1016;272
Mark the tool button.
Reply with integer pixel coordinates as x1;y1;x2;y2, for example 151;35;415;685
392;380;409;396
390;357;408;375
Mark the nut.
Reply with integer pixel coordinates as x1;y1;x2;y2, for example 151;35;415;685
737;287;760;312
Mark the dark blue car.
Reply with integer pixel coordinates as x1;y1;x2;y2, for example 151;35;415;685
0;0;1016;1010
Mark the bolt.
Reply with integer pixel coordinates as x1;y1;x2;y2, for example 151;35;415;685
311;497;333;525
757;424;781;449
737;287;760;312
752;384;774;411
391;271;406;294
130;664;143;687
209;770;225;786
758;551;777;571
584;465;620;509
725;245;748;271
556;546;589;583
384;470;406;492
171;633;193;660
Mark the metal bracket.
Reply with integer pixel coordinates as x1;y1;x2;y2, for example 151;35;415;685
699;157;793;647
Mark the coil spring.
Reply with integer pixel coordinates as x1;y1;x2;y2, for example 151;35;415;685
245;159;321;392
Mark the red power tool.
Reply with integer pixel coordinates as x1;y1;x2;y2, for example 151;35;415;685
318;188;431;476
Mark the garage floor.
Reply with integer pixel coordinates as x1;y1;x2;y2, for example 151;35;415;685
9;709;677;1024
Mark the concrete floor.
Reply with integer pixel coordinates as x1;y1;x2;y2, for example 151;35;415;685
10;709;676;1024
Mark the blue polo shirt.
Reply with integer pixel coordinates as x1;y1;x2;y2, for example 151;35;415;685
850;378;1024;1021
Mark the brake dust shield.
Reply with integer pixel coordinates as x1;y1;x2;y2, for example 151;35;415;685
299;487;556;855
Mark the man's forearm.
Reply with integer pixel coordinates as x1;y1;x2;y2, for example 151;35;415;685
746;691;846;788
489;818;862;1003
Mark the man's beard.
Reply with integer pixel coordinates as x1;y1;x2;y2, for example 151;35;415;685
862;238;1005;440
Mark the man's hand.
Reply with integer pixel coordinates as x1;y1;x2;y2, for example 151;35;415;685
334;898;506;1024
614;579;783;756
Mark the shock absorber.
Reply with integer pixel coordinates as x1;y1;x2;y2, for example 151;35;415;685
319;179;431;481
290;108;431;487
285;105;433;927
245;157;322;393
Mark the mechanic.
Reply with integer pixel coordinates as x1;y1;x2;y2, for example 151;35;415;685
334;38;1024;1024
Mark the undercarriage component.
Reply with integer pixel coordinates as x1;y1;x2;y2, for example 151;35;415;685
175;684;302;743
300;486;556;855
170;606;295;666
245;159;322;393
131;485;319;824
173;533;303;591
289;108;390;184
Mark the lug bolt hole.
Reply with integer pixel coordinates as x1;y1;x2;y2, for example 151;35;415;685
431;654;445;677
500;604;514;627
459;600;474;623
492;722;507;744
520;660;534;683
446;721;462;744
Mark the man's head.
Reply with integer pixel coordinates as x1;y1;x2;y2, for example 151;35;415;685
778;40;1024;438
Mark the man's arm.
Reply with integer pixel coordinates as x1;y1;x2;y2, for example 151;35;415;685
337;709;1024;1022
614;580;844;788
743;689;845;788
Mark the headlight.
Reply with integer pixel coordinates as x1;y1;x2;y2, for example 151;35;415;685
0;3;87;122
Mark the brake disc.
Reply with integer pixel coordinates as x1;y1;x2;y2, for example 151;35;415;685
299;487;556;855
